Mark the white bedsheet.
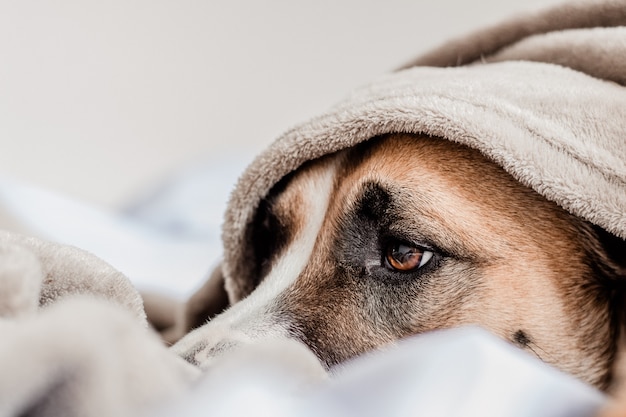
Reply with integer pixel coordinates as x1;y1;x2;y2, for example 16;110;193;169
155;327;605;417
0;152;251;298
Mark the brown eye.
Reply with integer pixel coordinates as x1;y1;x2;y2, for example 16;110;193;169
384;242;433;272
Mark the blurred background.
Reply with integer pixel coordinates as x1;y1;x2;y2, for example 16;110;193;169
0;0;566;207
0;0;565;295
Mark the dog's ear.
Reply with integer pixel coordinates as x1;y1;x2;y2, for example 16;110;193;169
143;264;230;345
597;227;626;323
183;263;230;333
142;290;186;344
595;226;626;397
596;227;626;275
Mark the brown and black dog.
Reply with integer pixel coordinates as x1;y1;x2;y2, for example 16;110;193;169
170;134;625;391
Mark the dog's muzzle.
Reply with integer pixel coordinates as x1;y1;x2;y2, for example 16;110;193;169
171;305;293;370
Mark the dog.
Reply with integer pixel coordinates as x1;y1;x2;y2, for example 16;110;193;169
171;133;625;391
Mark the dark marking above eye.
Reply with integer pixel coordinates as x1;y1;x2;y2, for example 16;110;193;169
335;181;392;269
355;181;392;221
513;330;531;347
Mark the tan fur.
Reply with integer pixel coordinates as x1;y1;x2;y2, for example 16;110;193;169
275;135;613;386
174;133;621;390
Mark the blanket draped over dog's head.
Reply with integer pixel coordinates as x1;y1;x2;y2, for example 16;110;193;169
1;1;626;416
220;0;626;303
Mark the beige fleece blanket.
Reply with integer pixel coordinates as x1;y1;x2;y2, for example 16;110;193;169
1;0;625;416
0;231;199;417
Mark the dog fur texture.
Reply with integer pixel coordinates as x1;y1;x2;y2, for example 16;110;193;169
173;134;625;390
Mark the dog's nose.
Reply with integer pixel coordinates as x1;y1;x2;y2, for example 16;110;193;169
171;296;292;369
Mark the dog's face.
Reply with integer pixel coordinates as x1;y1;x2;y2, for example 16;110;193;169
173;134;623;389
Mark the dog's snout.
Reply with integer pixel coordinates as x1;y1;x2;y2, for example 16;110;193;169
172;292;295;369
172;322;255;369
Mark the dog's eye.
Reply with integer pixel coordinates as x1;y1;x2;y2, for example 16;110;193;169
384;241;433;272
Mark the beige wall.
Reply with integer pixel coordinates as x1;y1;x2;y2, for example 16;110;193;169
0;0;565;208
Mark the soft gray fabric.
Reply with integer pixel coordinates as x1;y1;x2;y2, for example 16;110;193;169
0;231;146;320
221;0;626;301
0;232;199;417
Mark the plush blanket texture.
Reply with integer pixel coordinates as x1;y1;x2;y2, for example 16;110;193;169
1;0;625;416
0;231;199;417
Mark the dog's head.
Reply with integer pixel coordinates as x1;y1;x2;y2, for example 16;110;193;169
172;134;625;390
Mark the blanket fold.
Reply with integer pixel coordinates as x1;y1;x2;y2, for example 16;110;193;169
0;232;199;417
0;231;146;321
402;0;626;69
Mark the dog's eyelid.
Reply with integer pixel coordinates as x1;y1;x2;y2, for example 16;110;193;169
380;232;436;253
383;225;469;262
